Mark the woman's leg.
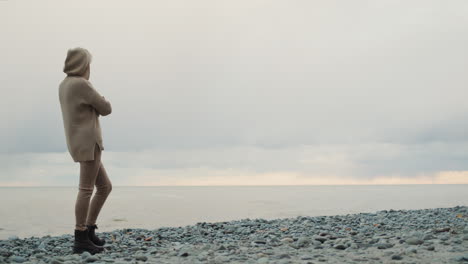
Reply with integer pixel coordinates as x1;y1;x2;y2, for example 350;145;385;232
75;145;102;231
85;162;112;226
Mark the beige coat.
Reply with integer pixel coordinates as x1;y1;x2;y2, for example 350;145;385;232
59;48;112;162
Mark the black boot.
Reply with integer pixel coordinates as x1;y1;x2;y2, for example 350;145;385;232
73;228;104;255
86;224;106;246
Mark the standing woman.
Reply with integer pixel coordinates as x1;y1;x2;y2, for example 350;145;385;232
58;47;113;254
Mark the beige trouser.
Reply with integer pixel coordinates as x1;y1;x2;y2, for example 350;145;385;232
75;143;112;231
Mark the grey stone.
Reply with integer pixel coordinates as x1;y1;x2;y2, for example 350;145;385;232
314;237;327;243
38;241;47;250
439;234;450;241
85;256;99;262
334;244;347;250
213;256;230;262
296;237;311;247
423;234;435;240
257;257;269;264
178;250;190;257
217;244;227;250
81;251;92;260
50;258;63;264
454;255;468;262
406;247;418;254
426;246;435;251
300;255;314;260
376;243;393;249
406;237;424;245
135;254;148;261
9;256;26;263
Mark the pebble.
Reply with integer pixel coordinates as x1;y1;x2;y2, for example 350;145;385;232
296;237;310;247
334;244;347;250
0;206;465;263
9;256;26;263
426;245;435;251
178;250;190;257
280;237;294;243
406;237;424;245
314;237;327;243
376;243;393;249
406;247;418;254
454;254;468;262
134;254;147;261
81;251;92;260
257;257;270;263
85;255;99;262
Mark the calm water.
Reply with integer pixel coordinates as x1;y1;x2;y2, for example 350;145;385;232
0;185;467;240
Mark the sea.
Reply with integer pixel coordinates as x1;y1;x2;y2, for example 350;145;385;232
0;185;467;240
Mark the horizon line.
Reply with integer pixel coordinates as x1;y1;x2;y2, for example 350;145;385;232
1;183;467;188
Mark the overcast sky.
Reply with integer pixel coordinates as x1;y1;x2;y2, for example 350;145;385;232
1;0;468;186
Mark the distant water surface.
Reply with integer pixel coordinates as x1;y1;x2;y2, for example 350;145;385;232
0;185;467;239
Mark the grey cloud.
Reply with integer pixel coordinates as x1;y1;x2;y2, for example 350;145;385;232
1;0;468;183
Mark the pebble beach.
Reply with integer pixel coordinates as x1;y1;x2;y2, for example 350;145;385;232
1;206;467;264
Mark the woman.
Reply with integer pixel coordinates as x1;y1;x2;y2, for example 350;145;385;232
58;47;113;254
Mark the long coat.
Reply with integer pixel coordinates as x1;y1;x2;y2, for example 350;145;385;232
59;48;112;162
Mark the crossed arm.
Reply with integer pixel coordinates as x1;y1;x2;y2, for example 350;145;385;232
82;80;112;116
